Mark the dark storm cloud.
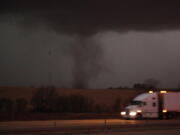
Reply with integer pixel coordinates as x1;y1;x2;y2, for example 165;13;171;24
1;0;180;88
1;0;180;34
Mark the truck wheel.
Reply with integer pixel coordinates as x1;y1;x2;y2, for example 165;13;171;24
167;113;175;119
162;114;168;119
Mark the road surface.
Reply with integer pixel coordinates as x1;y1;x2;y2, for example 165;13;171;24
0;119;180;134
79;128;180;135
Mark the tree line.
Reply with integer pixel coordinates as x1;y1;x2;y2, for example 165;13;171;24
0;87;130;113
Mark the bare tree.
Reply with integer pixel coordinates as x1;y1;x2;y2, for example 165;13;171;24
144;78;159;89
113;97;122;113
31;86;58;112
16;98;28;112
0;98;13;112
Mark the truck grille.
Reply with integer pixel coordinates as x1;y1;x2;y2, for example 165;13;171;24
125;109;129;114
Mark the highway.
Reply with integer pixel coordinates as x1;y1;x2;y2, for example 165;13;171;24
80;128;180;135
1;119;180;134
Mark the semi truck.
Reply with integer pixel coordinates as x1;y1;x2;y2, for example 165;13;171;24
121;90;180;119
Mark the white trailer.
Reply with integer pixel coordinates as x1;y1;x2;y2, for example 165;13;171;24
121;91;180;119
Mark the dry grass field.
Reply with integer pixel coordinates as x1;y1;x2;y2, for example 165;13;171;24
0;87;145;107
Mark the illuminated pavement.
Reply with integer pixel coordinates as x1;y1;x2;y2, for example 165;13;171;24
0;119;140;129
0;119;180;134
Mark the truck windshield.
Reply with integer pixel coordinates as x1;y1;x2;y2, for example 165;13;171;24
130;101;145;106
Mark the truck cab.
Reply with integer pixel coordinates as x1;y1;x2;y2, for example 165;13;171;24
121;92;159;119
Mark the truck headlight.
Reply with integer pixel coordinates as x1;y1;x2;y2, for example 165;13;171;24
121;111;126;115
162;109;167;113
137;110;142;113
129;111;137;116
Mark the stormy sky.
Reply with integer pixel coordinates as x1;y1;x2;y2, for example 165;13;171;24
0;0;180;89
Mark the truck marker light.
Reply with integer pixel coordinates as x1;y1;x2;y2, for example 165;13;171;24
149;91;153;94
129;111;137;116
160;91;167;93
162;109;167;113
137;110;142;113
121;111;126;115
